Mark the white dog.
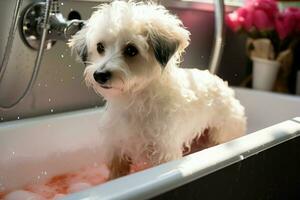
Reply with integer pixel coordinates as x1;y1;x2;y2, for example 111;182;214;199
69;1;246;179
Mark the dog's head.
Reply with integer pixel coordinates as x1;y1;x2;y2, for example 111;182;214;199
69;1;190;100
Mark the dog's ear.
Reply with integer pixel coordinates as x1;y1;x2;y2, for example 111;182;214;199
148;32;179;67
146;5;190;68
68;27;88;63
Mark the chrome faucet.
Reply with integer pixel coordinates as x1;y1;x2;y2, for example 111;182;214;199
21;0;85;50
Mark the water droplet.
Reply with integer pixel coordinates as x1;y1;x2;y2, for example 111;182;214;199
68;64;72;68
48;98;51;102
17;116;20;120
61;54;64;58
38;83;41;87
239;155;244;160
41;171;48;175
50;109;54;113
12;151;15;155
37;175;41;180
0;117;3;121
70;8;73;11
60;79;64;82
45;84;48;87
72;76;75;80
61;2;64;5
234;73;238;77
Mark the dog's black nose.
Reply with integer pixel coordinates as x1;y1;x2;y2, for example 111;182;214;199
93;71;112;84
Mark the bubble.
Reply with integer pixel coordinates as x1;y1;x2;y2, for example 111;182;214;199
72;76;75;80
61;2;64;5
68;64;72;68
234;73;238;77
45;84;48;87
37;175;41;180
4;190;44;199
60;79;64;82
37;83;41;87
61;54;64;58
50;109;54;113
53;194;66;199
68;182;92;193
17;116;20;120
12;151;15;155
41;171;48;176
0;117;3;121
48;98;51;102
239;155;244;160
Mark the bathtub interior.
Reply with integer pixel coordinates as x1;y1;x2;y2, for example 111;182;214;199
235;88;300;133
0;87;299;195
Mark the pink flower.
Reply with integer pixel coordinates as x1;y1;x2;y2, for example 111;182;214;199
237;8;254;31
275;14;288;40
253;9;274;30
285;7;300;19
284;7;300;33
226;7;254;32
246;0;279;18
275;7;300;40
226;11;241;32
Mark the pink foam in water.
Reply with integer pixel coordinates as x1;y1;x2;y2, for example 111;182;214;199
1;161;153;200
3;190;46;200
2;164;110;200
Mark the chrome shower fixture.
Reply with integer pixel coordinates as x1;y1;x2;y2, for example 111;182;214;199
21;0;84;50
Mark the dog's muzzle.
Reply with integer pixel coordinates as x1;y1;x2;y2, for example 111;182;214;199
93;70;112;86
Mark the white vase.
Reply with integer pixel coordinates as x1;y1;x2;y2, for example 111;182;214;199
252;57;280;91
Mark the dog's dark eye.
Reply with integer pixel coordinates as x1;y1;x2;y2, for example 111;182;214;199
124;44;138;57
97;42;105;54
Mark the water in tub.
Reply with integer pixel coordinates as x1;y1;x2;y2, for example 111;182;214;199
0;112;210;200
0;107;164;200
1;151;153;199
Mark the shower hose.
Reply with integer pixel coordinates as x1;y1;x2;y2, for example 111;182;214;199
0;0;53;109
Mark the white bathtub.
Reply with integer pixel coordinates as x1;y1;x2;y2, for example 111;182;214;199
0;87;300;199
